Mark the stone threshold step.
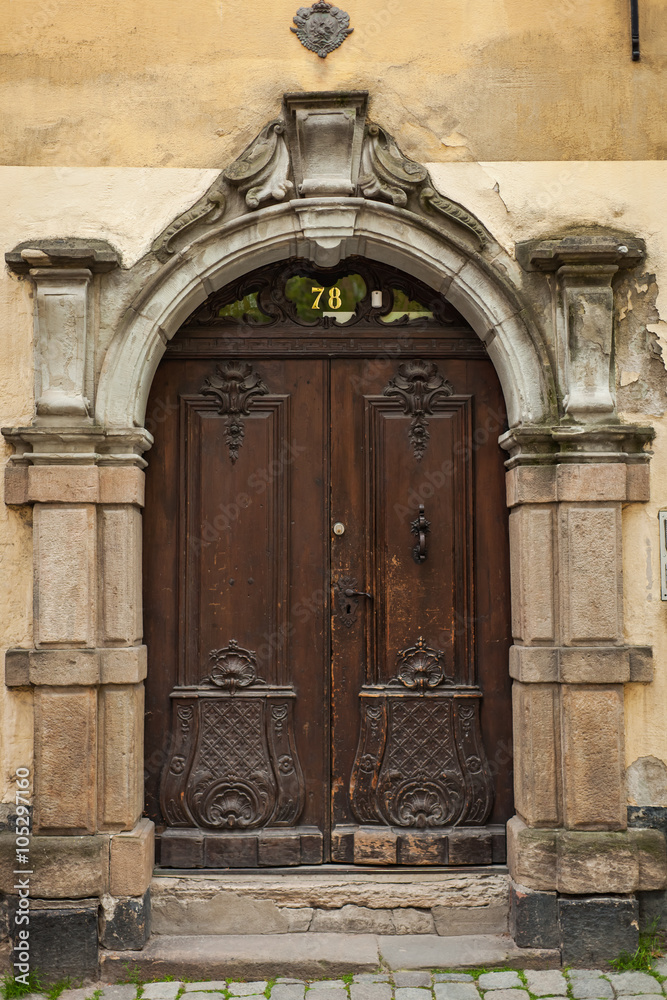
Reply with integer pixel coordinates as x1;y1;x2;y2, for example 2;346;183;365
100;933;560;979
155;865;510;877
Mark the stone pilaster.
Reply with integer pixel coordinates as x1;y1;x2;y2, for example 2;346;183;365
2;234;155;936
504;226;665;957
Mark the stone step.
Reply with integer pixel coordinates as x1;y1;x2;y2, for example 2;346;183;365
150;869;510;936
100;933;560;979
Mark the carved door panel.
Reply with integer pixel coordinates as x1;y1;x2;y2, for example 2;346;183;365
330;357;512;865
144;358;330;867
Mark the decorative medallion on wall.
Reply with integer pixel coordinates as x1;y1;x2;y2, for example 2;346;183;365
291;1;353;58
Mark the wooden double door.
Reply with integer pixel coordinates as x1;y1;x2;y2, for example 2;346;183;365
144;262;512;869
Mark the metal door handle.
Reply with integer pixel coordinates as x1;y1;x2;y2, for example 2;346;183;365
335;576;372;627
411;504;430;564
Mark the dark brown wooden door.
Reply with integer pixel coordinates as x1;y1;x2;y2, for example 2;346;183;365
329;357;511;865
143;259;512;869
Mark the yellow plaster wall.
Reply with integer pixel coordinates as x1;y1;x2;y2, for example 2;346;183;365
1;160;667;797
0;238;33;799
1;0;667;167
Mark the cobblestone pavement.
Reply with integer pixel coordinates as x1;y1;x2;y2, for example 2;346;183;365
37;965;667;1000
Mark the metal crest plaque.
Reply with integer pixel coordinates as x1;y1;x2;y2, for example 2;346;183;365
291;1;353;59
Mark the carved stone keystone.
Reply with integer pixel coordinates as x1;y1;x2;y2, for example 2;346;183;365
153;92;489;260
283;91;368;196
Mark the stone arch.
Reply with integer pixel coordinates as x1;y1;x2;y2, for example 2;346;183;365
96;199;554;434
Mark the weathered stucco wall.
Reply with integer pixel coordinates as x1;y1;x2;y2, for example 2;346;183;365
1;0;666;166
2;160;667;802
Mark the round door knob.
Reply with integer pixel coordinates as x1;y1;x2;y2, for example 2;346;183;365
333;522;345;536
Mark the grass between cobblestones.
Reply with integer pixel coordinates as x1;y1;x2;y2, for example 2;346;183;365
3;955;667;1000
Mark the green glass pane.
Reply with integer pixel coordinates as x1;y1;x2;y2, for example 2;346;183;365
216;292;272;325
284;273;367;323
381;287;434;324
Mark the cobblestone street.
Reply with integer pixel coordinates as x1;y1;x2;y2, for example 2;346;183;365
23;967;667;1000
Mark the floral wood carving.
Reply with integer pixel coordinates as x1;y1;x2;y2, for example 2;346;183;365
391;636;448;690
224;120;294;210
201;362;269;463
383;360;455;461
202;639;264;692
291;2;353;58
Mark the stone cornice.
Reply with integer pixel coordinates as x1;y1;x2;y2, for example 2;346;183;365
517;234;646;272
500;423;655;469
1;424;153;468
5;238;120;275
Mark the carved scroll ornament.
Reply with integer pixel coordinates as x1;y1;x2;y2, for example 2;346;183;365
383;360;455;461
224;120;294;210
358;124;428;206
151;95;488;258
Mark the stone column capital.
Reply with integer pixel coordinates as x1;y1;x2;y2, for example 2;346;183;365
517;233;646;424
499;422;654;475
5;238;120;274
1;425;153;473
518;234;645;272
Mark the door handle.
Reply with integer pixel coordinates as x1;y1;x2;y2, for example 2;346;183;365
411;504;430;564
335;576;372;627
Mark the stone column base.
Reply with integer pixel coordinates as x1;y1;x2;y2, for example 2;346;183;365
0;821;154;979
15;899;99;982
100;889;151;950
510;879;639;965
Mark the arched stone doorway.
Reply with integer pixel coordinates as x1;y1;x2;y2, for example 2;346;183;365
142;255;513;868
2;92;662;969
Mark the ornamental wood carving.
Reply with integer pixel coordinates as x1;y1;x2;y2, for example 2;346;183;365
350;688;493;828
160;690;305;830
383;360;455;461
144;267;513;867
200;362;269;463
185;258;460;330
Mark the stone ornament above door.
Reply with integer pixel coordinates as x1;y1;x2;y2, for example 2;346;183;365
152;91;488;262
